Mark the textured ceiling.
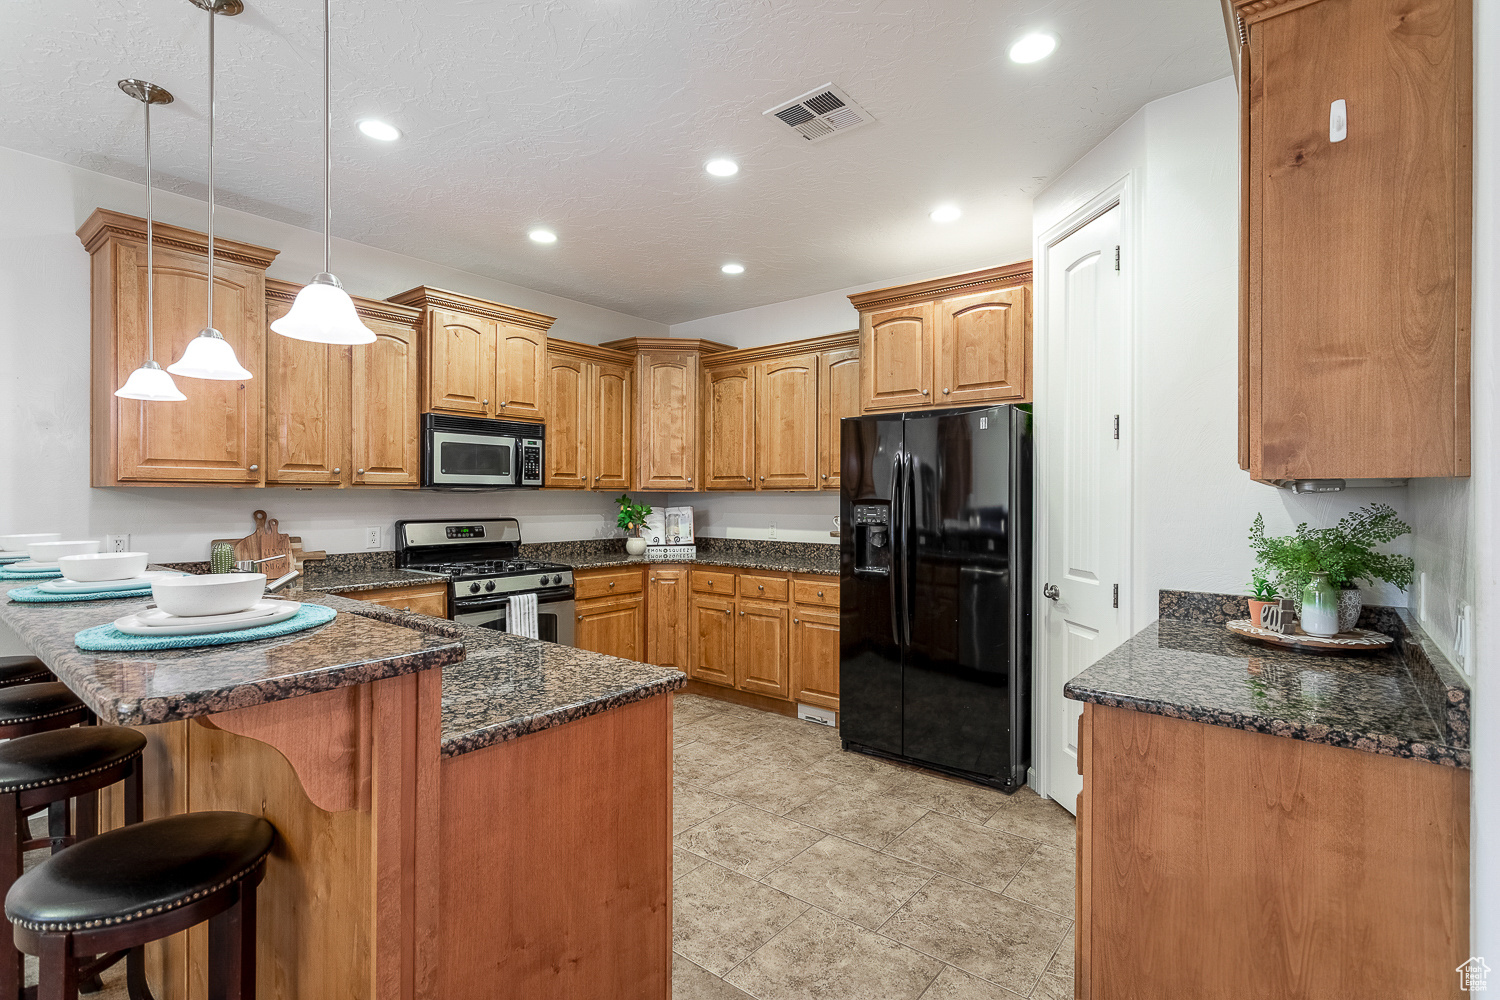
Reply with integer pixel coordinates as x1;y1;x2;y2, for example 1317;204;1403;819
2;0;1228;323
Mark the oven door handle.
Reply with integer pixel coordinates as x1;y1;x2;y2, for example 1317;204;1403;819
451;586;575;613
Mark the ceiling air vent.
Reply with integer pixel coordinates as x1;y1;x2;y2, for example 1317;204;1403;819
764;83;875;143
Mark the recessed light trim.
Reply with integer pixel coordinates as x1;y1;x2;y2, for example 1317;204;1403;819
1008;32;1058;64
357;119;401;141
705;158;739;177
930;204;962;223
529;228;558;244
721;263;745;275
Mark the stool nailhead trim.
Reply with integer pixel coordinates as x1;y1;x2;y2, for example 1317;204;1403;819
0;749;143;794
0;705;87;726
10;851;271;932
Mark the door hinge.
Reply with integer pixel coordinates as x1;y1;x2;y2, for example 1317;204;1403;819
1113;584;1119;608
1114;245;1120;271
1113;414;1120;440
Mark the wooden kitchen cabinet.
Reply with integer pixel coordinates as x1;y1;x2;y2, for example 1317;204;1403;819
756;353;819;490
389;286;555;423
80;209;275;487
264;280;422;488
576;596;647;662
1231;0;1471;481
646;567;690;671
545;341;635;490
703;364;756;490
819;346;859;489
602;338;730;491
332;581;448;618
736;600;790;699
850;262;1033;413
688;592;737;688
1077;701;1469;998
790;607;840;712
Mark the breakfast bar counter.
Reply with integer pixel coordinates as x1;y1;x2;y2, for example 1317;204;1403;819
0;582;682;1000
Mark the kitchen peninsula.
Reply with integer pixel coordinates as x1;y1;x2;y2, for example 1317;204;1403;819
0;583;683;1000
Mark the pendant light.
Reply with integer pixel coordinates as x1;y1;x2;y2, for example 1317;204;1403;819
169;0;253;381
115;80;186;402
269;0;376;345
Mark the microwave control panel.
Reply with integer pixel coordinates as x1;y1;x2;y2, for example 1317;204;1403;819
520;439;543;486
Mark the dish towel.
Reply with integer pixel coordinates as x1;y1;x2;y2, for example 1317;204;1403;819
9;585;154;604
508;592;539;639
0;567;62;580
74;603;336;652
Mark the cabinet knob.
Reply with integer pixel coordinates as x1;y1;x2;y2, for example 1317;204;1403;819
358;468;365;475
794;618;799;623
577;615;583;621
333;468;341;474
739;611;744;616
482;399;489;405
608;581;615;587
403;606;410;612
822;474;827;480
249;465;258;472
758;584;764;591
922;389;929;396
817;591;823;597
707;580;713;586
500;401;507;408
942;388;950;395
759;476;765;481
687;476;692;483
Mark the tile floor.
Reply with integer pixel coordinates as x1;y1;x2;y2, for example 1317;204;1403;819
672;693;1077;1000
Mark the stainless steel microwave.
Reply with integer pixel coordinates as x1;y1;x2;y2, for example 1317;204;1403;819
421;414;544;489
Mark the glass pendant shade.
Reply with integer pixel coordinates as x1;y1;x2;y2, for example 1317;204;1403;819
115;361;186;401
168;329;252;380
270;272;375;344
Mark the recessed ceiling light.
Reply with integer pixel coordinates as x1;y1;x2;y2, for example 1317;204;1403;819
529;228;558;244
705;158;739;177
1008;32;1058;64
356;119;401;141
721;263;745;275
930;204;962;223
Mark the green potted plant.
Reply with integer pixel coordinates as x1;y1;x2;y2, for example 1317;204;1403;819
1246;567;1279;628
1248;504;1414;636
615;494;653;556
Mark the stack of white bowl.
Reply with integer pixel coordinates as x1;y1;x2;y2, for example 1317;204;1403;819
110;574;297;637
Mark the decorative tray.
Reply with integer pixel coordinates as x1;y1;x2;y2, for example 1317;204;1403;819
1225;619;1395;655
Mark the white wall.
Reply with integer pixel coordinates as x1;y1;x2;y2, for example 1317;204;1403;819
1035;77;1413;632
0;143;671;567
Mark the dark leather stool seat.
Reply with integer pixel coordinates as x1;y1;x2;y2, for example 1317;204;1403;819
0;683;91;738
0;728;145;797
8;812;275;1000
0;657;52;689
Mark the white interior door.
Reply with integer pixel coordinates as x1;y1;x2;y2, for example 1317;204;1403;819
1041;204;1128;811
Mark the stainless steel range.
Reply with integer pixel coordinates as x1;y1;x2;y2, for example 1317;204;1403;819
395;518;574;644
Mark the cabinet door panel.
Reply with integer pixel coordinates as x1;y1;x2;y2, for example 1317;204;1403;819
427;310;495;416
938;287;1028;404
576;596;646;662
116;248;264;483
266;293;349;485
861;302;933;412
756;354;818;490
703;365;755;491
353;316;421;486
497;323;546;422
819;348;859;490
736;600;790;699
647;567;690;670
689;595;736;687
637;352;698;490
546;353;589;489
790;609;840;712
591;361;633;492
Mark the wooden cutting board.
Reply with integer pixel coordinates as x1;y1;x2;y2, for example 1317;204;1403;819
210;510;293;577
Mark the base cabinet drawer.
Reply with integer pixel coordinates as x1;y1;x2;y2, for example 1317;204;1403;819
792;578;838;608
690;569;736;597
575;566;646;601
336;583;449;618
739;573;789;603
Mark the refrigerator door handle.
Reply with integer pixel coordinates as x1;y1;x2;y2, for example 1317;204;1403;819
903;452;916;643
891;450;906;647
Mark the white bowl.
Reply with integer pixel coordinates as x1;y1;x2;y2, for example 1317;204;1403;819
27;540;101;563
0;533;60;551
58;551;150;583
151;573;266;618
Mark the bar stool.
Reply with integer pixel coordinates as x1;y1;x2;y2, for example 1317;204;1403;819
6;812;275;1000
0;686;92;740
0;660;52;690
0;727;147;1000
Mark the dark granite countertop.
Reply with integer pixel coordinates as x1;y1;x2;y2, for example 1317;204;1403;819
0;584;464;726
299;567;450;594
523;538;839;577
295;595;686;757
1064;593;1470;768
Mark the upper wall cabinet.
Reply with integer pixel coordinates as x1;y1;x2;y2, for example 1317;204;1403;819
849;262;1032;413
1231;0;1471;481
387;286;554;423
545;340;635;491
602;338;731;492
80;209;276;487
265;280;422;488
819;346;860;489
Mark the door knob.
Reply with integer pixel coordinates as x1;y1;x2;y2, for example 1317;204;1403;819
1043;583;1061;601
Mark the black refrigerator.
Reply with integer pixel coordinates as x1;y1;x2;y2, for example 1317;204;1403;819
839;404;1032;791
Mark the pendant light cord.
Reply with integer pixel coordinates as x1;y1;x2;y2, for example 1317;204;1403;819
323;0;332;275
206;3;216;330
144;99;155;363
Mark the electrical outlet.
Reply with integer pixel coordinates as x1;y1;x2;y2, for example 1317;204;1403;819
104;534;130;553
365;526;382;549
1456;603;1473;675
768;524;777;539
1417;572;1428;622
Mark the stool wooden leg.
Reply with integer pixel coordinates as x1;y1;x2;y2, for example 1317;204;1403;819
124;947;154;1000
36;933;78;1000
0;793;22;1000
124;760;143;827
46;803;67;856
207;882;255;1000
73;793;97;844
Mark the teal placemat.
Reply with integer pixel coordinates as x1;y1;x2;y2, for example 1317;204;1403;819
0;555;26;564
0;568;62;580
74;603;336;652
9;585;154;603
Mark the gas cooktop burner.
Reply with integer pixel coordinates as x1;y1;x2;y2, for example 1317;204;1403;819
417;558;569;580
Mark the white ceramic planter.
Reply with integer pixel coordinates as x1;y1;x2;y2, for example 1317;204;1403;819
624;537;647;556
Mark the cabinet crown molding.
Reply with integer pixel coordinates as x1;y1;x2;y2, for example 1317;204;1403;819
848;260;1033;312
1231;0;1326;23
547;338;637;365
77;208;279;271
600;337;733;355
704;331;858;368
267;278;421;327
386;285;557;332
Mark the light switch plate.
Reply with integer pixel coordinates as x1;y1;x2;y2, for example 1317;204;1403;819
1330;99;1348;142
365;526;382;549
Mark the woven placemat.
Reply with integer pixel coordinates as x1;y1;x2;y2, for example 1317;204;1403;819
0;568;62;580
8;585;154;604
74;603;336;652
